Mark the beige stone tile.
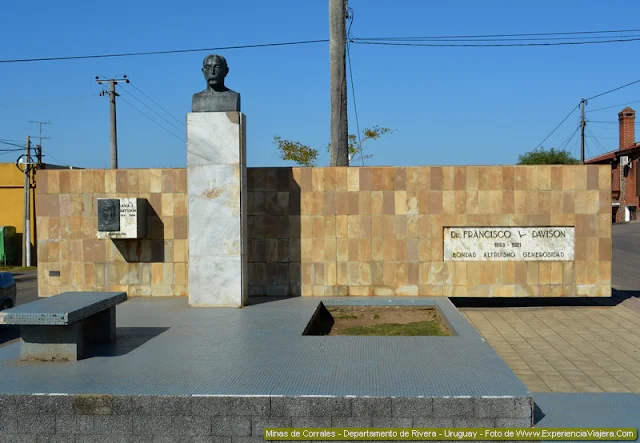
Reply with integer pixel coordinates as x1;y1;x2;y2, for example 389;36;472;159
590;376;632;392
540;376;578;392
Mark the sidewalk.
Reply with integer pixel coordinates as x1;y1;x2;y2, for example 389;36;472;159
461;295;640;394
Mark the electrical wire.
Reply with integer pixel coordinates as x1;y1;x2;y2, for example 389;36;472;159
559;124;580;151
119;88;185;134
534;105;579;151
353;28;640;41
587;100;640;112
3;28;640;64
42;152;70;167
588;124;618;130
0;40;329;64
127;82;185;128
0;140;24;149
119;96;185;142
351;36;640;48
585;142;595;160
586;127;610;154
353;34;640;43
586;78;640;101
346;8;364;166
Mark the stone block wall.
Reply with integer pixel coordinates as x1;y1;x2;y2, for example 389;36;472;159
247;165;611;297
36;169;188;297
36;165;611;298
0;393;533;440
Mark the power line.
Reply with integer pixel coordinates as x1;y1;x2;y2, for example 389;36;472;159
353;28;640;40
346;9;364;166
588;124;618;130
0;140;24;149
534;105;579;151
586;78;640;101
586;127;610;154
585;142;595;160
561;127;579;152
353;34;640;43
3;28;639;65
558;119;580;151
351;36;640;48
0;39;329;64
119;87;184;134
43;152;70;167
127;82;185;128
587;99;640;112
119;96;185;142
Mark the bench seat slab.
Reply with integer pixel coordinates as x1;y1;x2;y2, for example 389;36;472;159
20;306;116;361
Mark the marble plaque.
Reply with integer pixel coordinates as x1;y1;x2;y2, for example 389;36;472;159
96;198;147;239
444;227;574;261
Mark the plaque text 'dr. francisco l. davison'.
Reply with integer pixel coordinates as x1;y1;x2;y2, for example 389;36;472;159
444;227;575;261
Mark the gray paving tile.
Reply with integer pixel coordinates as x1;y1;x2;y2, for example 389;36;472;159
0;297;528;398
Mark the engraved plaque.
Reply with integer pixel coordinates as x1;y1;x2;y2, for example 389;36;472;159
98;199;120;232
96;198;147;239
444;227;575;261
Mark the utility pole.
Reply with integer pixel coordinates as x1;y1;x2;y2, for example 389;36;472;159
329;0;349;166
96;76;129;168
580;98;586;165
23;136;31;267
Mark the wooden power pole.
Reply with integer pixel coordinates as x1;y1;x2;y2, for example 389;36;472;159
580;98;586;165
329;0;349;166
96;76;129;168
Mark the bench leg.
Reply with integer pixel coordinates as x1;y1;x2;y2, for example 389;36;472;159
20;323;84;361
84;306;116;344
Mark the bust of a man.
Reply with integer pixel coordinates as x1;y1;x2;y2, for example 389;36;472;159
192;54;241;112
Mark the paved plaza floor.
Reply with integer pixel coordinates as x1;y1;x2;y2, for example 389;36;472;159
0;297;529;399
461;292;640;394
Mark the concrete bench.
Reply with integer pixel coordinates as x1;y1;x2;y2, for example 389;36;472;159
0;291;127;361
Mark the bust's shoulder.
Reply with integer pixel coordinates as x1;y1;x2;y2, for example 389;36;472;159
192;90;209;99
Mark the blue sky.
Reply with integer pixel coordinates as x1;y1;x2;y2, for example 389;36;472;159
1;0;640;168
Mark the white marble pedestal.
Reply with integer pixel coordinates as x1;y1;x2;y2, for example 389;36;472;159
186;112;247;307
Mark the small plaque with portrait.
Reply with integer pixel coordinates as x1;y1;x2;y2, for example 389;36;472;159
98;199;120;232
96;198;147;239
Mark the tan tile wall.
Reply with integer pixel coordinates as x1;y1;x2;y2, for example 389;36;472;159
36;169;188;297
247;166;612;297
37;165;612;298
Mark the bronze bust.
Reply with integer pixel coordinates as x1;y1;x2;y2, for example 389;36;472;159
192;54;241;112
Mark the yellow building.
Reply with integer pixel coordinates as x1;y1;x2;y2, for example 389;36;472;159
0;162;71;265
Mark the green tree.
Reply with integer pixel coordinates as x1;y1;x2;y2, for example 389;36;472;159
274;126;393;167
517;147;580;165
273;136;319;167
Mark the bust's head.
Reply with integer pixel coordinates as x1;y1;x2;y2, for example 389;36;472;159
202;54;229;92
